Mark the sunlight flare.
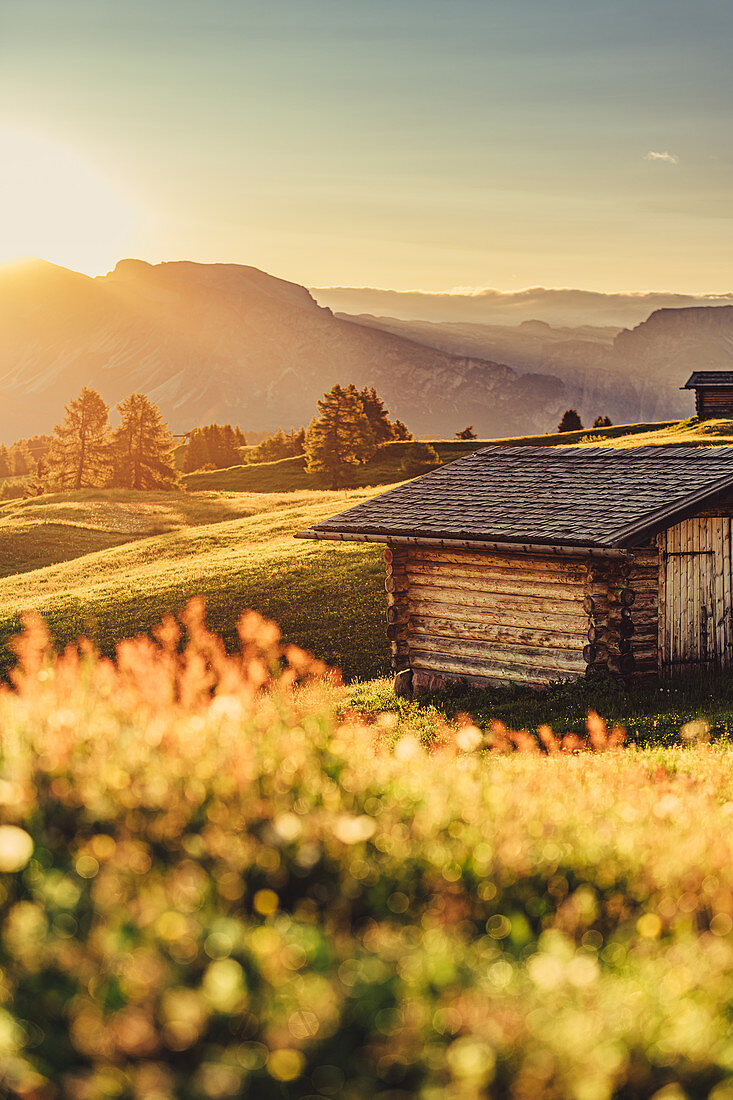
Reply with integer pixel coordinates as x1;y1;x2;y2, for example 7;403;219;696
0;128;136;274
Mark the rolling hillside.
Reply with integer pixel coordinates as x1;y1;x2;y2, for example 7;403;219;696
0;488;390;681
0;258;567;440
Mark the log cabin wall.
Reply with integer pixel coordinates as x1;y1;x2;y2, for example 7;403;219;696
697;388;733;418
626;546;660;679
384;544;592;690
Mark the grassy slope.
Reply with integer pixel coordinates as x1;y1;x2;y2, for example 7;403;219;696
0;488;390;681
0;488;328;577
575;416;733;448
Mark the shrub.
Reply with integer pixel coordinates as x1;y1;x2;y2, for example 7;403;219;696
1;609;733;1096
400;442;441;476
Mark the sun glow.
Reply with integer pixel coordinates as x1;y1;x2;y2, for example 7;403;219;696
0;129;137;275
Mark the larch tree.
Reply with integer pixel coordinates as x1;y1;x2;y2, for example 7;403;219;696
305;384;376;488
111;393;177;489
47;387;110;489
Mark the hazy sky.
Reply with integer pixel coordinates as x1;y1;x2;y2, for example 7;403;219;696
1;0;731;291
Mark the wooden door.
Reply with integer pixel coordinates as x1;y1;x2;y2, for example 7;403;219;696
659;517;733;675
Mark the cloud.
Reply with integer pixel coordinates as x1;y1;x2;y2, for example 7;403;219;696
645;150;679;165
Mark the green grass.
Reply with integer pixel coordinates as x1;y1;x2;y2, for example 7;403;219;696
348;667;733;746
0;487;346;576
0;488;390;681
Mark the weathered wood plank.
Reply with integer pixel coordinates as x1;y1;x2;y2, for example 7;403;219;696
410;651;582;685
406;559;587;589
408;635;586;672
409;615;587;650
409;548;589;578
405;571;586;602
406;590;589;624
406;599;590;637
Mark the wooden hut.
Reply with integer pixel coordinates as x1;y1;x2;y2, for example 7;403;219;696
683;372;733;419
296;446;733;691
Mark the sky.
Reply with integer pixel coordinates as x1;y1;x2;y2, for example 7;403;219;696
0;0;732;292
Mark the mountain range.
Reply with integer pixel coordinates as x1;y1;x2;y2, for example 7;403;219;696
0;259;569;440
0;258;732;443
340;307;733;425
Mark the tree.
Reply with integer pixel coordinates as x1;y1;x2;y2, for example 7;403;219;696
557;409;584;433
47;387;110;490
392;420;413;441
249;426;307;463
292;427;307;454
593;415;613;428
182;430;212;473
305;384;376;488
10;442;35;476
23;457;48;498
456;426;477;440
110;393;177;489
0;445;11;478
401;442;441;476
357;386;395;445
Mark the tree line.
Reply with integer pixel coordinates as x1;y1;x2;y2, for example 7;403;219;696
26;388;178;494
182;424;246;472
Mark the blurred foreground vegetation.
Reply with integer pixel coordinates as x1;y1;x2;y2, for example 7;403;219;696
1;608;733;1098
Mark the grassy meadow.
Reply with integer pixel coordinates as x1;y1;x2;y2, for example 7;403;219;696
2;612;733;1098
0;487;389;682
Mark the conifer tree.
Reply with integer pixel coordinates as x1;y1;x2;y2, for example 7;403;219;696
47;387;110;489
392;420;413;441
110;393;176;489
557;409;583;433
10;441;36;477
357;386;395;445
0;445;11;478
219;424;241;466
182;430;212;472
305;384;375;488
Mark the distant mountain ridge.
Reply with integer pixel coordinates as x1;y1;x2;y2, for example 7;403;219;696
340;306;733;425
0;259;568;440
313;285;733;329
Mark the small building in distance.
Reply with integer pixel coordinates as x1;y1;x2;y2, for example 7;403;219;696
683;372;733;419
297;446;733;692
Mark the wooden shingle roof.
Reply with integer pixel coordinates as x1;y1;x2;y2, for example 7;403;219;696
683;372;733;388
297;445;733;551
